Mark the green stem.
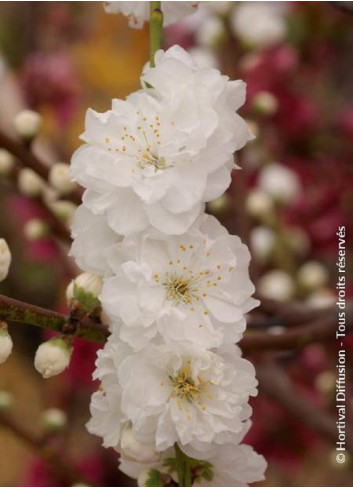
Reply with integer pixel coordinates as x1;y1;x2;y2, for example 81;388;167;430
174;443;192;487
149;1;163;67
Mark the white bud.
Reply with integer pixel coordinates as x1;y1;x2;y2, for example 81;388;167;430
0;149;15;176
24;219;49;241
250;226;275;262
258;163;301;204
252;91;278;116
0;390;13;409
13;110;42;140
49;163;75;195
41;407;67;430
0;239;11;281
0;324;13;364
120;424;160;463
34;337;72;379
246;189;274;220
196;16;225;48
50;200;77;225
66;272;103;303
297;261;329;291
258;270;295;301
18;168;45;197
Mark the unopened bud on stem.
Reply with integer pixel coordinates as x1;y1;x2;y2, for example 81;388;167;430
0;238;11;281
34;337;73;379
0;322;13;364
13;110;42;141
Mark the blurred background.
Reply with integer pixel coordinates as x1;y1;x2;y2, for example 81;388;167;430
0;1;352;486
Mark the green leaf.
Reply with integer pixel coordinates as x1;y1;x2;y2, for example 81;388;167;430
73;283;100;313
145;469;164;487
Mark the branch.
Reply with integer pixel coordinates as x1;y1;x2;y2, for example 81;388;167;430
0;129;82;205
0;294;108;343
241;302;353;353
258;359;353;455
0;410;87;485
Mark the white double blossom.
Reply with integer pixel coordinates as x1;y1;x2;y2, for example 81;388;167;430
104;1;199;28
87;333;257;454
102;214;258;349
70;9;266;485
70;46;252;236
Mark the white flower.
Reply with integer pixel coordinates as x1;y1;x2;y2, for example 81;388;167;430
104;2;199;29
188;443;267;487
88;339;257;453
258;163;301;205
101;214;258;350
120;423;160;463
0;326;13;364
34;337;72;378
195;16;225;48
0;238;11;281
49;163;76;195
18;168;45;198
258;269;295;301
70;46;252;235
231;2;287;49
13;110;42;140
187;47;219;69
70;205;120;276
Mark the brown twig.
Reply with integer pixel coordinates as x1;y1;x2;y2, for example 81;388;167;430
241;302;353;353
0;129;82;205
0;294;109;343
258;358;353;455
0;410;87;485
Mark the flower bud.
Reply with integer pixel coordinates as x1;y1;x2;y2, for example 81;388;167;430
50;200;77;225
49;163;76;195
0;149;15;176
196;16;226;48
252;91;278;116
120;424;160;463
24;219;49;241
18;168;45;197
297;261;329;291
0;390;13;410
41;407;67;431
0;323;13;364
34;337;72;379
0;238;11;281
258;270;295;301
13;110;42;141
250;226;275;262
67;272;103;301
246;189;274;220
306;288;335;309
66;272;103;313
258;163;301;205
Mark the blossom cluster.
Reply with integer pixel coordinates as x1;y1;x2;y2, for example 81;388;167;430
70;23;266;487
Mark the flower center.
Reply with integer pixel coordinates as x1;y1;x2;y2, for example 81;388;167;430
163;273;194;304
171;368;200;402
